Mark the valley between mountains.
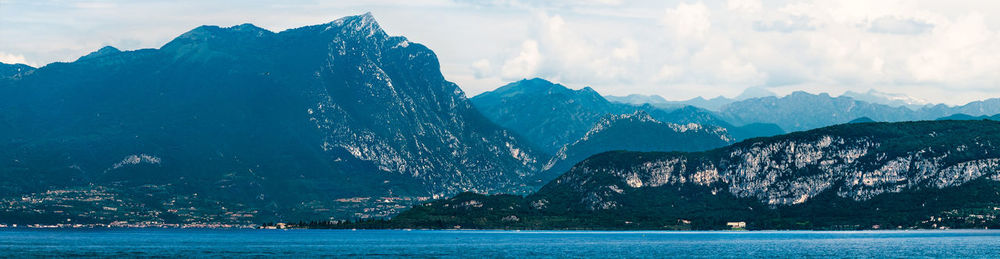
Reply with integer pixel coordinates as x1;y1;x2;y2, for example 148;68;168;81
2;13;1000;229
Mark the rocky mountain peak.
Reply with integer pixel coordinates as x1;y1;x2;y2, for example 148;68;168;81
326;12;385;38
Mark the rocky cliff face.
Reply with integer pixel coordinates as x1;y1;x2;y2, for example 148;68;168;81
543;120;1000;209
285;14;543;195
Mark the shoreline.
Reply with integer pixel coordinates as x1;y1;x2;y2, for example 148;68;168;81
2;225;994;232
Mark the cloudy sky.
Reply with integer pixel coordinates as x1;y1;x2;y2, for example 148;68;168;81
3;0;1000;105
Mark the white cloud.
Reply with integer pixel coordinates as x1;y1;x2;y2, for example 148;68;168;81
662;2;711;41
612;38;638;61
727;0;761;14
656;65;682;81
501;40;542;79
0;52;32;66
471;59;493;79
868;16;934;34
753;15;817;32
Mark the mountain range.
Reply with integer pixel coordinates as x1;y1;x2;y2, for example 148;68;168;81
937;114;1000;121
471;78;783;154
605;87;776;111
719;91;1000;132
609;89;1000;133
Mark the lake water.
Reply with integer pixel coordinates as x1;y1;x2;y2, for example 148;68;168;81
1;229;999;258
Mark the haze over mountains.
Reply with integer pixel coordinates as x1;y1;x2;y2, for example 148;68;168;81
606;87;777;111
610;87;1000;132
608;88;930;111
719;92;1000;131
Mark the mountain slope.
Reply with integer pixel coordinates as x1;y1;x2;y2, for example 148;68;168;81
470;78;630;153
0;62;34;79
841;89;928;110
383;120;1000;230
541;111;732;181
0;13;544;224
472;78;782;153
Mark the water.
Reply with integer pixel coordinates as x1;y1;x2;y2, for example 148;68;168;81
1;229;999;258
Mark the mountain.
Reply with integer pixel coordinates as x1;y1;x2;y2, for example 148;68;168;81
720;92;917;131
848;117;877;123
541;111;732;180
669;96;738;111
472;79;783;153
841;89;928;110
375;120;1000;230
735;87;777;100
0;63;34;79
937;114;1000;121
720;91;1000;132
941;99;1000;117
603;94;673;108
470;78;628;154
605;87;776;111
0;13;546;224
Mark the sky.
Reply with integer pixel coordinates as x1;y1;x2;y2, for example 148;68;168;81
2;0;1000;105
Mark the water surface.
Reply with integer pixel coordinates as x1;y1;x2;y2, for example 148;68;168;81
1;229;999;258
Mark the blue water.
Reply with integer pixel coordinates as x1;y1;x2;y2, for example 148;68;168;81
1;229;999;258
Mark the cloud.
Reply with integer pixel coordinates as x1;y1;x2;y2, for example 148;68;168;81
753;16;817;32
662;2;711;41
727;0;761;13
495;13;644;84
611;38;638;61
471;59;493;79
501;40;541;79
0;52;31;66
868;16;934;34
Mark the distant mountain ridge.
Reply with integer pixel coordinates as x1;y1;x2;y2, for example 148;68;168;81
471;78;783;154
471;78;625;154
937;114;1000;121
841;89;929;110
608;89;999;132
541;111;732;181
605;87;776;111
720;91;1000;132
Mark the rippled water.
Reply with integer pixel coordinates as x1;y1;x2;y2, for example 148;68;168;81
2;229;1000;258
